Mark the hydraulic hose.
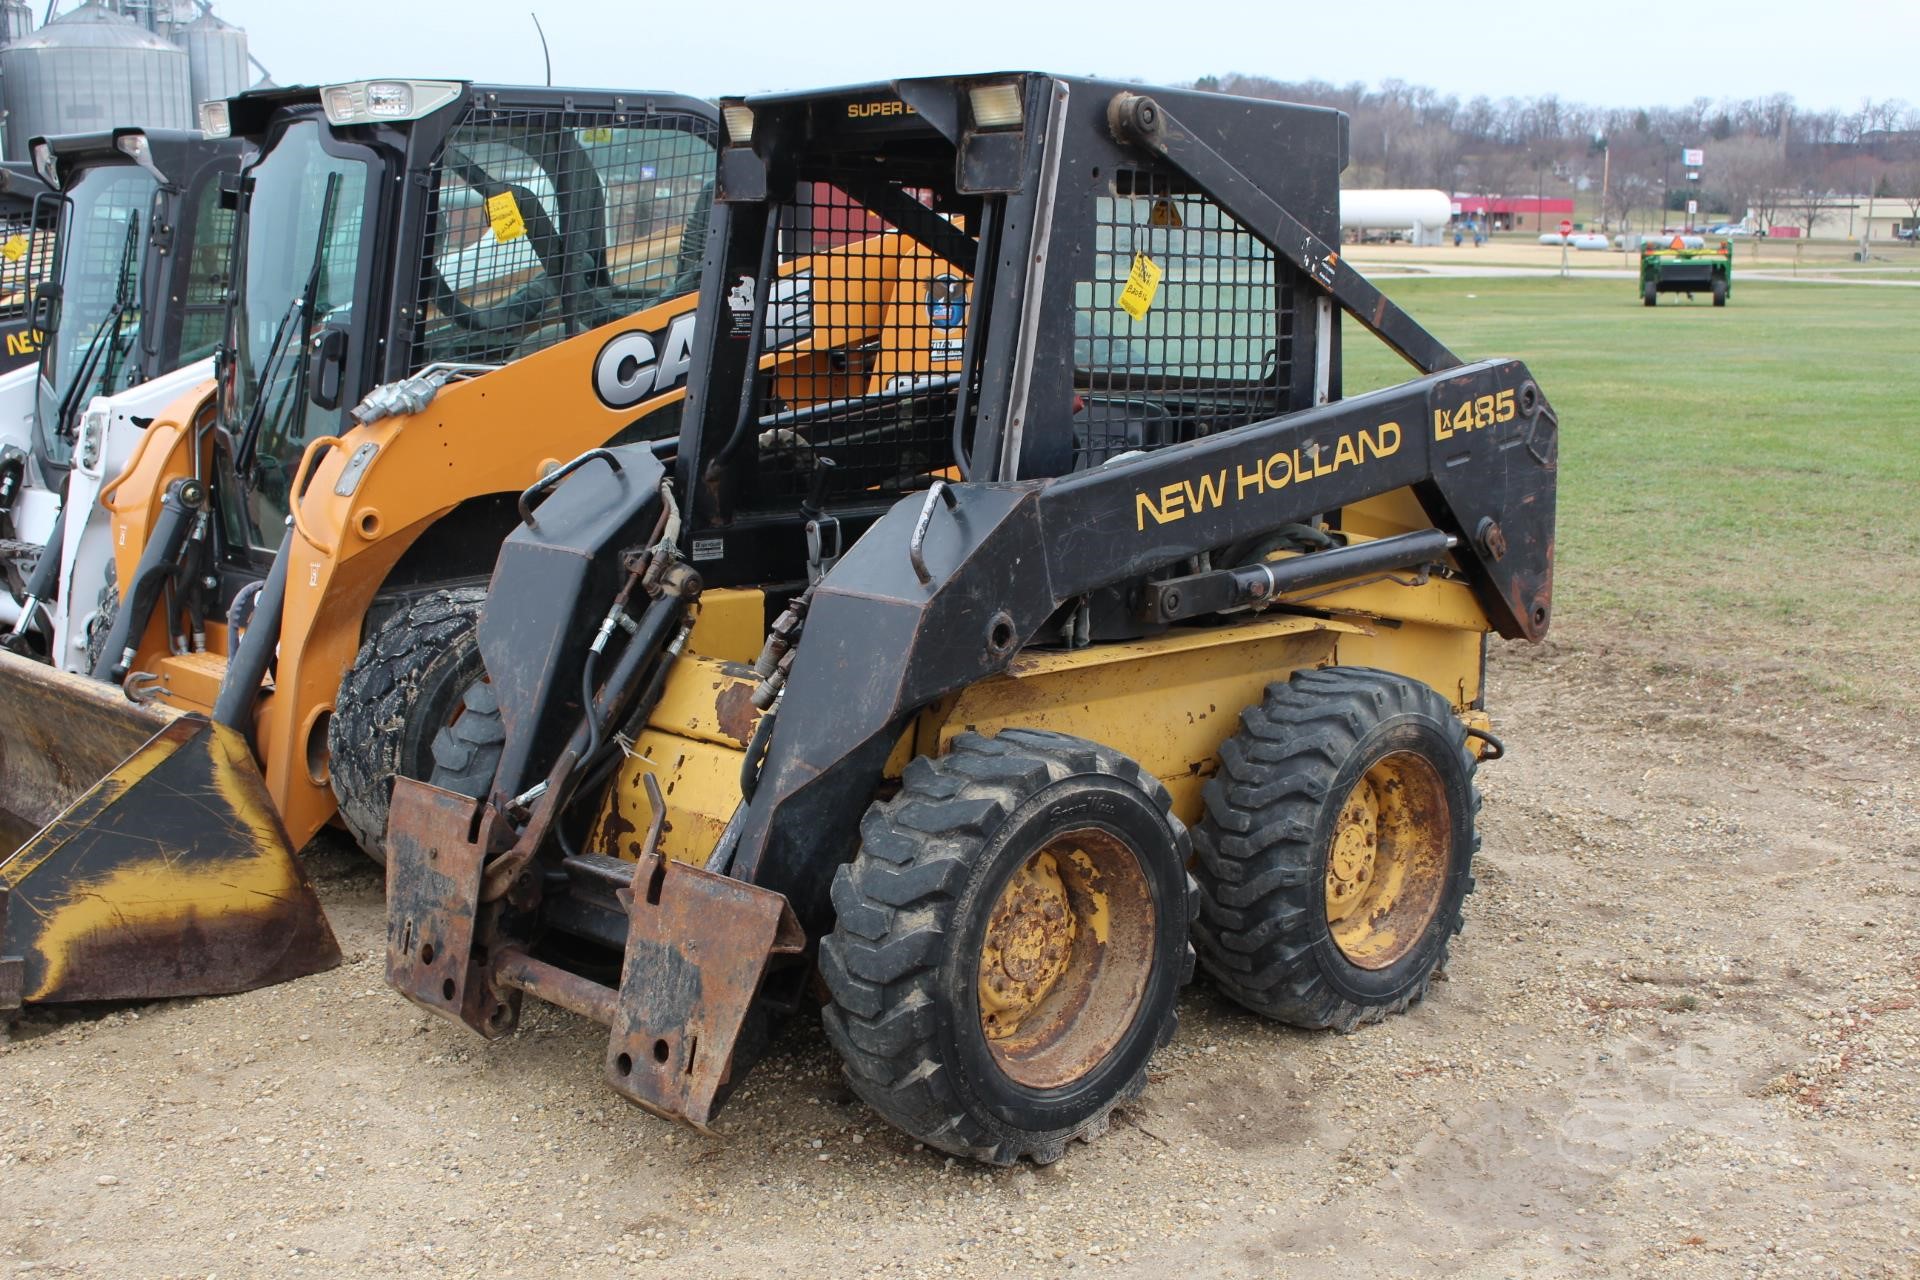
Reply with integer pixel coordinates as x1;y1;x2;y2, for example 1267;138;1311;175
211;524;292;744
89;476;206;683
2;501;65;650
738;699;777;804
491;588;690;890
568;615;693;810
225;579;265;660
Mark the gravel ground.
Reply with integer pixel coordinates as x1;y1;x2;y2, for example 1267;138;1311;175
2;620;1916;1279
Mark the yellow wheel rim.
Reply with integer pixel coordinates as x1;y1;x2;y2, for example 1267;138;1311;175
977;829;1156;1090
1325;751;1450;970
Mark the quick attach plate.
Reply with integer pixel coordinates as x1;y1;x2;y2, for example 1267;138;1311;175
606;850;804;1129
385;778;519;1038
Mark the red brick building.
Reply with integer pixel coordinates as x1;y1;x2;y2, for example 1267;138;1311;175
1450;196;1576;231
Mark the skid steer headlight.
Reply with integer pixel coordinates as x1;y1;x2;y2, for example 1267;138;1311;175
79;405;108;470
199;99;231;139
113;129;168;184
721;103;755;146
967;81;1024;130
322;79;463;127
29;139;57;190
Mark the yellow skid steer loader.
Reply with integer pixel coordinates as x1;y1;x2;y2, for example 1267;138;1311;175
376;74;1558;1163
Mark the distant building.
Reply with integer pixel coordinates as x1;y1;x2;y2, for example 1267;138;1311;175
1450;195;1576;232
1782;196;1916;241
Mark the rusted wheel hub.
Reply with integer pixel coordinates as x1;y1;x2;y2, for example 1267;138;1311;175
1325;752;1450;970
980;851;1077;1029
1326;781;1380;905
976;830;1156;1090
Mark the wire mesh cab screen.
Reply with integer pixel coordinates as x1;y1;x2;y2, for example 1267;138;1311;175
1064;169;1289;472
0;200;52;323
412;106;718;372
742;173;978;511
178;178;238;364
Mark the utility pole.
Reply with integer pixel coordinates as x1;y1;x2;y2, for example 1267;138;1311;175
1599;137;1611;233
1663;153;1672;232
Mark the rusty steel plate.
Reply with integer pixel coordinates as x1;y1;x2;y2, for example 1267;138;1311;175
605;850;804;1129
385;778;517;1038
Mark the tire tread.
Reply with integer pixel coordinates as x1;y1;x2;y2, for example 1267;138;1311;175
1192;666;1480;1031
821;731;1196;1165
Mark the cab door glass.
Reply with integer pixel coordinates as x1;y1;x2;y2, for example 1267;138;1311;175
225;120;370;549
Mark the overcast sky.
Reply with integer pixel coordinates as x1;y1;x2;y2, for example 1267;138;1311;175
214;0;1915;112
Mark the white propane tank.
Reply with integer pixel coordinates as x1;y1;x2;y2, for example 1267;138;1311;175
1538;233;1611;250
1339;189;1453;246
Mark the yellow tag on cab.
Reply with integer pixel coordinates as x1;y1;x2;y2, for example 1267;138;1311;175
1;236;26;262
485;190;527;242
1118;252;1162;320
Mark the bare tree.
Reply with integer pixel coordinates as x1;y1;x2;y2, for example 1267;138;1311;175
1789;184;1839;238
1401;124;1466;192
1601;133;1663;230
1191;72;1910;243
1714;135;1789;231
1606;170;1659;231
1465;149;1522;209
1893;162;1920;237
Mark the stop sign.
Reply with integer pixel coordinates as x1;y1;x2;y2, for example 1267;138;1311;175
1559;218;1573;236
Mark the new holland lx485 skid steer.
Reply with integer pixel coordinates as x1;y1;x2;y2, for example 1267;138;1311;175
378;73;1558;1164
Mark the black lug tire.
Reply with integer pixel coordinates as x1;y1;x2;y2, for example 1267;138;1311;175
1643;282;1658;307
427;676;506;800
820;728;1197;1166
1192;666;1480;1032
328;587;489;860
1712;278;1728;307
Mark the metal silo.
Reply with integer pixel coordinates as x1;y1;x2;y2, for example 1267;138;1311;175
1;3;192;162
181;11;248;109
0;2;33;45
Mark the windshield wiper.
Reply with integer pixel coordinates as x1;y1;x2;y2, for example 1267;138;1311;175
234;171;341;483
232;295;302;480
45;212;141;452
92;210;145;400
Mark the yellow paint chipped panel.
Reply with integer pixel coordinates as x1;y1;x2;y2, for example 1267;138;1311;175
589;729;745;866
647;653;762;750
942;621;1344;828
687;588;767;666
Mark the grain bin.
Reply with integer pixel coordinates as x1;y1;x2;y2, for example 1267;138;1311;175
180;10;248;110
1;3;191;161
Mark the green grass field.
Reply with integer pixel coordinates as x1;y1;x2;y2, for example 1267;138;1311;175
1343;277;1920;707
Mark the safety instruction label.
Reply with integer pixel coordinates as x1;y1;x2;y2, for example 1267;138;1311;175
1118;252;1162;320
1;236;26;262
486;190;527;242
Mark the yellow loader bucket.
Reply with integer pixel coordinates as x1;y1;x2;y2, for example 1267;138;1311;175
0;651;340;1014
